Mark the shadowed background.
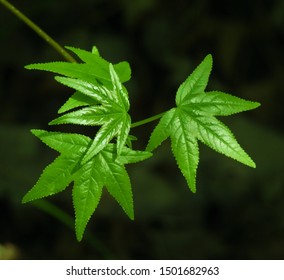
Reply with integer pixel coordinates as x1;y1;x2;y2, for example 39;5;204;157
0;0;283;259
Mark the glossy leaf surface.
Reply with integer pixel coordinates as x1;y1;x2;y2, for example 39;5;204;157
23;130;152;241
147;55;260;192
23;47;260;241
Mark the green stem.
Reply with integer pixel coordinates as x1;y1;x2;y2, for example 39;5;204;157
131;111;166;128
0;0;76;63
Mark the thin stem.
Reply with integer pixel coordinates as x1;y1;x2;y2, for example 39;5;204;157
0;0;77;63
131;111;166;128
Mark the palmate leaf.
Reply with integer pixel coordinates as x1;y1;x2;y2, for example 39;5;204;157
49;64;131;161
85;65;131;160
65;46;131;84
23;44;261;243
23;130;152;241
26;45;132;163
41;64;131;162
25;46;131;86
147;54;260;192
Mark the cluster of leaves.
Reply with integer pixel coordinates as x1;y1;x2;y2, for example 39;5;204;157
23;46;260;240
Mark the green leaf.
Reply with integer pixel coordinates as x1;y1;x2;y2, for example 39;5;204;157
112;61;132;85
116;113;131;155
50;105;116;126
109;64;130;111
66;46;131;83
22;155;77;203
26;62;110;85
23;130;152;241
50;65;131;160
58;91;98;114
191;113;256;167
66;46;109;65
73;159;103;241
105;144;152;164
23;130;90;203
125;135;138;149
66;47;131;82
91;46;100;56
181;91;260;116
25;46;131;86
146;108;175;152
147;54;260;192
78;65;131;162
81;112;131;164
170;109;199;193
54;76;120;110
147;108;199;192
98;152;134;219
27;48;132;163
25;44;260;242
176;54;212;105
30;129;90;154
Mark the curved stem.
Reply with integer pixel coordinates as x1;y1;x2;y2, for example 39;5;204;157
0;0;76;63
131;111;166;128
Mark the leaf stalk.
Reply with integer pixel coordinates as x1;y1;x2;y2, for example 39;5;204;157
131;111;166;128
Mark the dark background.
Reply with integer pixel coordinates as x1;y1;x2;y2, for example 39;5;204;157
0;0;283;259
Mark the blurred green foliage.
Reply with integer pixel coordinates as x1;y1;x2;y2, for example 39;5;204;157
0;0;283;259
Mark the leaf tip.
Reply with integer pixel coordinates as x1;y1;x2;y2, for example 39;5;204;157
127;210;135;221
30;129;45;138
48;119;57;125
75;229;84;242
24;64;34;70
253;101;261;109
205;53;213;61
91;46;100;56
30;129;38;135
202;53;213;68
187;180;197;194
247;160;256;168
238;150;257;169
22;193;33;204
